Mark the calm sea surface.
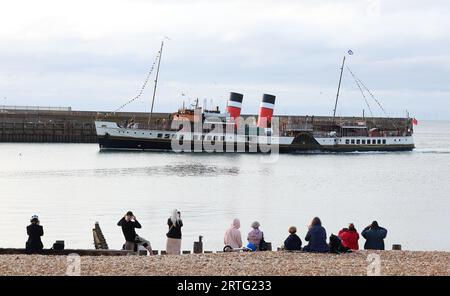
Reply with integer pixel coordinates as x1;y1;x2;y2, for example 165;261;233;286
1;120;449;251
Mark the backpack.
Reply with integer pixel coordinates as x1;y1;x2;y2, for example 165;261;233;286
52;240;65;250
329;234;351;254
259;234;267;251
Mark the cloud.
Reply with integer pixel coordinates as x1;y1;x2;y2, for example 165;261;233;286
0;0;449;120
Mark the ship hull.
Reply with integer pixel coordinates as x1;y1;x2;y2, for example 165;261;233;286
98;135;414;153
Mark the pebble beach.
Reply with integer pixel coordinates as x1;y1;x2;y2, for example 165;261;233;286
1;251;448;276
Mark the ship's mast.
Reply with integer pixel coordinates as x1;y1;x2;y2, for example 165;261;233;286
148;40;165;126
332;55;346;122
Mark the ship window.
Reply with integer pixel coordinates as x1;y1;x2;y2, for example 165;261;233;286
193;135;199;140
164;134;170;139
377;139;381;144
345;139;350;144
202;135;205;140
207;136;212;140
220;136;225;141
351;139;355;144
356;139;360;144
383;139;386;144
362;140;366;144
372;140;376;144
157;133;162;138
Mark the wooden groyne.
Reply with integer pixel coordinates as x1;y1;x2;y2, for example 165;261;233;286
0;106;412;143
92;222;109;250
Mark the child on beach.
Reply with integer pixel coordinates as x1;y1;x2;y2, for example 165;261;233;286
283;226;302;251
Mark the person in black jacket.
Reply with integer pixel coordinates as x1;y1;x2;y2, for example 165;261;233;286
361;221;388;250
283;226;302;251
166;209;183;255
26;215;44;253
117;211;153;254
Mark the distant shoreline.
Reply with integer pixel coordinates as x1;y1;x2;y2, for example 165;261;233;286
1;250;448;276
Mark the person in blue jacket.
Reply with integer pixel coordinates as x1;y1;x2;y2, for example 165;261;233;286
361;221;388;250
283;226;302;251
303;217;329;253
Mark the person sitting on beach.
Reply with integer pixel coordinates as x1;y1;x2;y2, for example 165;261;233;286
224;218;242;249
26;215;44;253
338;223;360;250
303;217;329;253
283;226;302;251
117;211;153;254
361;221;388;250
247;221;264;251
166;209;183;255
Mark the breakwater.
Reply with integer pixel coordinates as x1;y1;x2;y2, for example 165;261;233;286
0;106;411;143
0;107;168;143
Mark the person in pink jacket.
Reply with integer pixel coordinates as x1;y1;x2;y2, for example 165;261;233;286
224;218;243;249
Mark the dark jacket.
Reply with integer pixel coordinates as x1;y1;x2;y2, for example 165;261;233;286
361;226;387;250
167;218;183;239
303;225;329;253
26;224;44;251
117;217;142;242
284;234;302;251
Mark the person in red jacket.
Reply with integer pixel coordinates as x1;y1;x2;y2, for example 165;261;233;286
338;223;359;250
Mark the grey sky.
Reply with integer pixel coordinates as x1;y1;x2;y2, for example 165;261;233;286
0;0;449;119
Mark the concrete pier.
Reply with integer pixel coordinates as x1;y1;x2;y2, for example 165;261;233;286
0;106;412;143
0;107;169;143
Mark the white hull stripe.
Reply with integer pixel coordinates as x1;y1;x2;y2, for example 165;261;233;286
227;101;242;108
260;102;275;109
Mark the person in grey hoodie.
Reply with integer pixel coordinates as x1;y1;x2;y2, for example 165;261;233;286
361;221;388;250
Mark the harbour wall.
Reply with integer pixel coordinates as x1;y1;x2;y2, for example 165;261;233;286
0;107;411;143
